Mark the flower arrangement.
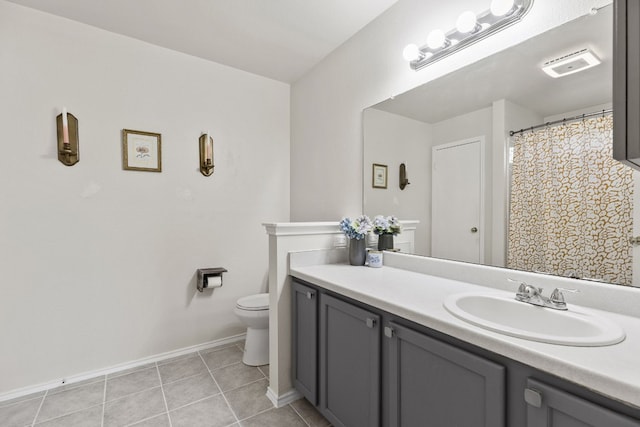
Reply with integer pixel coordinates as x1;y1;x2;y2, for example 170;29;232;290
372;215;401;236
339;215;372;240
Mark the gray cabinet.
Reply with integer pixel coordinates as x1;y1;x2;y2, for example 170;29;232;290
385;321;505;427
613;0;640;169
292;281;318;404
525;379;640;427
291;278;640;427
319;293;380;427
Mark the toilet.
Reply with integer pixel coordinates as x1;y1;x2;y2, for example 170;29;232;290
234;293;270;366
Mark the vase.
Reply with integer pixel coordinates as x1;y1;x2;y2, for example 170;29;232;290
349;238;367;266
378;233;394;251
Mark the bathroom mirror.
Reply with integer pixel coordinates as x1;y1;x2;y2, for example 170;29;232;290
363;5;640;287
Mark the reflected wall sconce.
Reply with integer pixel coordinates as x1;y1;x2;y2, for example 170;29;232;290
56;107;79;166
199;131;214;176
399;163;410;190
403;0;533;71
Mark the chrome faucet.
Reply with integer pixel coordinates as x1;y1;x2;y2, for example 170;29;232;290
509;279;578;311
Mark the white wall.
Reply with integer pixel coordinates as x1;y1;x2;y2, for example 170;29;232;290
363;108;431;255
0;1;290;395
290;0;611;221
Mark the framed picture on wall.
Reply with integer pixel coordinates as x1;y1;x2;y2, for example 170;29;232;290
372;163;388;189
122;129;162;172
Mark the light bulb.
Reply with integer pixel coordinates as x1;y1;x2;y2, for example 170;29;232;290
456;11;478;33
426;29;446;49
402;44;421;62
490;0;515;17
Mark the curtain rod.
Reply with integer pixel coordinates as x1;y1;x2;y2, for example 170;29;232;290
509;108;613;137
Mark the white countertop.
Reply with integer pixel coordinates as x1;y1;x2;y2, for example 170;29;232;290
290;262;640;409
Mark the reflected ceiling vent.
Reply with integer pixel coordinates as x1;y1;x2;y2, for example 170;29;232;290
541;48;601;78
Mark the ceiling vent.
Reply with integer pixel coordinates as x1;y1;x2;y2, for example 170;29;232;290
541;48;601;78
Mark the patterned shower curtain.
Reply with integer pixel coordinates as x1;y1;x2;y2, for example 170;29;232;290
508;115;634;285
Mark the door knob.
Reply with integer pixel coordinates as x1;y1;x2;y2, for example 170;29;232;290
470;227;478;233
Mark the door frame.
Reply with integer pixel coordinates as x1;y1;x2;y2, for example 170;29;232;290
431;136;486;264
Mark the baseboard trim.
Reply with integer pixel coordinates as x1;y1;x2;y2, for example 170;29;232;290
266;386;302;408
0;333;246;403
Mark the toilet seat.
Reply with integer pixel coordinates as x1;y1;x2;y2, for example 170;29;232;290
236;293;269;311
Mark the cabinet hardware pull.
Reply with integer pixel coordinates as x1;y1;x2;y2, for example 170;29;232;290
366;318;376;328
384;326;395;338
306;291;315;300
524;388;543;408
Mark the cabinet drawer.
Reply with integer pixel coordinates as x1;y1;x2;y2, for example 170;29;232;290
526;379;640;427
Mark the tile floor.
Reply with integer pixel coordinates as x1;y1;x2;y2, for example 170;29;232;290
0;341;331;427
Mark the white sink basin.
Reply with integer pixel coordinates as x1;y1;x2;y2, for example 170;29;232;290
443;292;625;347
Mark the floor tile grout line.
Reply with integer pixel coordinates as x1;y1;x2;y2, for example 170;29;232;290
235;405;280;423
155;362;173;427
166;393;222;413
29;389;47;427
288;402;312;427
46;376;106;396
102;383;161;405
221;376;268;395
107;365;158;381
198;352;241;424
162;375;269;417
0;394;45;410
29;401;105;426
107;364;157;379
204;359;244;373
124;412;169;426
101;376;107;427
158;370;211;388
26;378;109;424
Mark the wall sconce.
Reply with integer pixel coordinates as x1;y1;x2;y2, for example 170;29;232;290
403;0;533;71
199;131;214;176
399;163;410;190
56;107;79;166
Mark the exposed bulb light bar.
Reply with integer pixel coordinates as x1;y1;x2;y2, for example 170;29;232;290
403;0;533;71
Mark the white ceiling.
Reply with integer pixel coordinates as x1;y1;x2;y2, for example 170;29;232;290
371;5;612;123
6;0;398;83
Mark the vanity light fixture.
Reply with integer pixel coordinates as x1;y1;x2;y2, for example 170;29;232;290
403;0;533;71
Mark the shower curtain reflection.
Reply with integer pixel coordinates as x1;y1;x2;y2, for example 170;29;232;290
508;115;634;285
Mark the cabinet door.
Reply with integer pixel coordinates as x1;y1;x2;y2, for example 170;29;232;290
613;0;640;170
386;321;505;427
320;293;380;427
292;281;318;404
526;379;640;427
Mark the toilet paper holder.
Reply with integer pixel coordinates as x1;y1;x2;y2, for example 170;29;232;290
197;267;228;292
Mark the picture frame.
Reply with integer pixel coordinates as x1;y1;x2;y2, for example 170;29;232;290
372;163;388;189
122;129;162;172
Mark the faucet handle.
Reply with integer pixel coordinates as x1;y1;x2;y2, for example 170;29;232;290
508;278;541;298
550;288;579;307
508;278;527;295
